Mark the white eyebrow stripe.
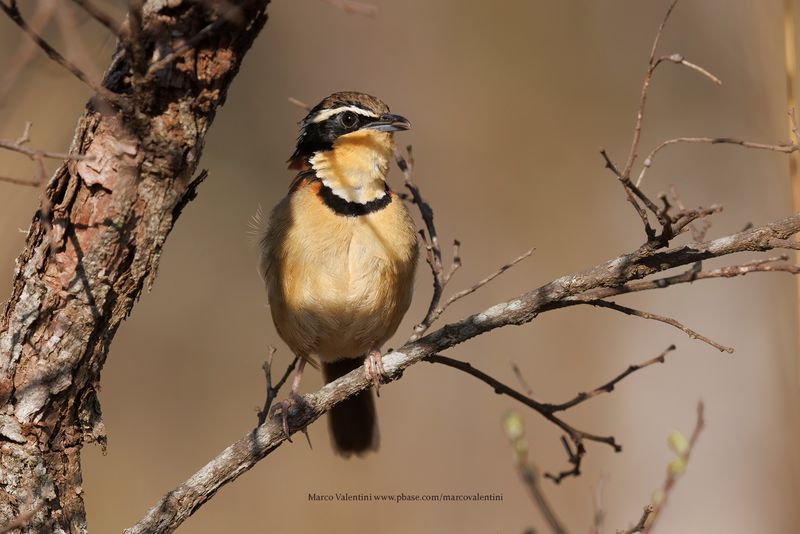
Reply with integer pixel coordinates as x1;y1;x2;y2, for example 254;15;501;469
310;105;379;123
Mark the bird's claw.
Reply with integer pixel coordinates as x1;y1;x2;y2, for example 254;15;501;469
364;349;386;397
269;392;312;442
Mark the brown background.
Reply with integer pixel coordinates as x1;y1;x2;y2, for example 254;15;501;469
1;1;799;532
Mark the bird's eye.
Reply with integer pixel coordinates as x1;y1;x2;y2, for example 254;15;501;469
340;111;358;129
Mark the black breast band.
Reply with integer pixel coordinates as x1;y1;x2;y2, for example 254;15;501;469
318;182;392;217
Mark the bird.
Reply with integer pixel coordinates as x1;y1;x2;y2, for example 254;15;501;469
259;92;419;456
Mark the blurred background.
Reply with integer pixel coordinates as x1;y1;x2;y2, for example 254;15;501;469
1;0;799;532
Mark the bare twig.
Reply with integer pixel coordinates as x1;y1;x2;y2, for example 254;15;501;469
415;246;535;339
321;0;378;17
603;149;723;249
642;401;705;533
442;247;534;310
588;300;734;353
511;361;534;395
622;0;680;179
573;255;800;303
548;345;675;413
125;214;800;533
256;348;299;426
0;0;120;104
621;1;720;181
591;477;608;534
0;176;39;187
503;412;568;534
770;238;800;250
124;0;147;76
0;124;83;163
288;96;311;111
396;147;533;341
0;122;85;194
783;5;800;388
57;2;104;86
426;353;621;484
0;0;57;106
70;0;123;35
617;505;655;534
637;136;799;187
654;53;721;85
545;435;589;484
600;149;657;241
396;146;462;341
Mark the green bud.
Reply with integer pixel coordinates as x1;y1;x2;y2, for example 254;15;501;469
667;430;689;456
667;457;686;477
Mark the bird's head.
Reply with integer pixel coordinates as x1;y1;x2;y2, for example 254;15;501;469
288;92;410;171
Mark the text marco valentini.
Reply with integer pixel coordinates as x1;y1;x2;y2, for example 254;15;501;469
308;492;504;502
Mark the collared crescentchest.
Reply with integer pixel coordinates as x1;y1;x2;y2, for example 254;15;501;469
260;92;418;456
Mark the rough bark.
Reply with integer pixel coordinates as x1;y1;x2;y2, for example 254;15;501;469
0;1;270;531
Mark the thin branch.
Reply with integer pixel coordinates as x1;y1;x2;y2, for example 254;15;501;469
622;2;723;186
57;1;104;87
621;0;680;179
573;255;800;303
617;505;654;534
0;138;84;162
416;246;535;338
637;136;799;187
503;412;568;534
396;148;531;341
321;0;378;17
0;0;57;106
426;353;621;483
642;401;705;533
0;0;120;104
443;247;534;309
547;345;675;413
0;176;40;187
70;0;123;35
288;96;311;110
654;53;722;85
443;239;462;284
396;145;458;341
771;238;800;250
256;349;298;426
601;149;657;240
511;361;534;395
126;213;800;532
587;300;734;353
545;435;588;484
124;0;147;76
0;123;84;162
603;152;724;249
591;477;608;534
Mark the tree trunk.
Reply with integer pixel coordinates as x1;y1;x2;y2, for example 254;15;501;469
0;1;270;531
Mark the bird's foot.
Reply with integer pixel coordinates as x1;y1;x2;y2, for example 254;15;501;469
269;392;313;442
364;349;386;397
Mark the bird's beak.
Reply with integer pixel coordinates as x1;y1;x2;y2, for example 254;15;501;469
364;113;411;132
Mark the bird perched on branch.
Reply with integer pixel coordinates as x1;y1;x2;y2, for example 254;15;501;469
260;92;418;456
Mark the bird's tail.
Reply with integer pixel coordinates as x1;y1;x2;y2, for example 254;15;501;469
322;358;379;456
